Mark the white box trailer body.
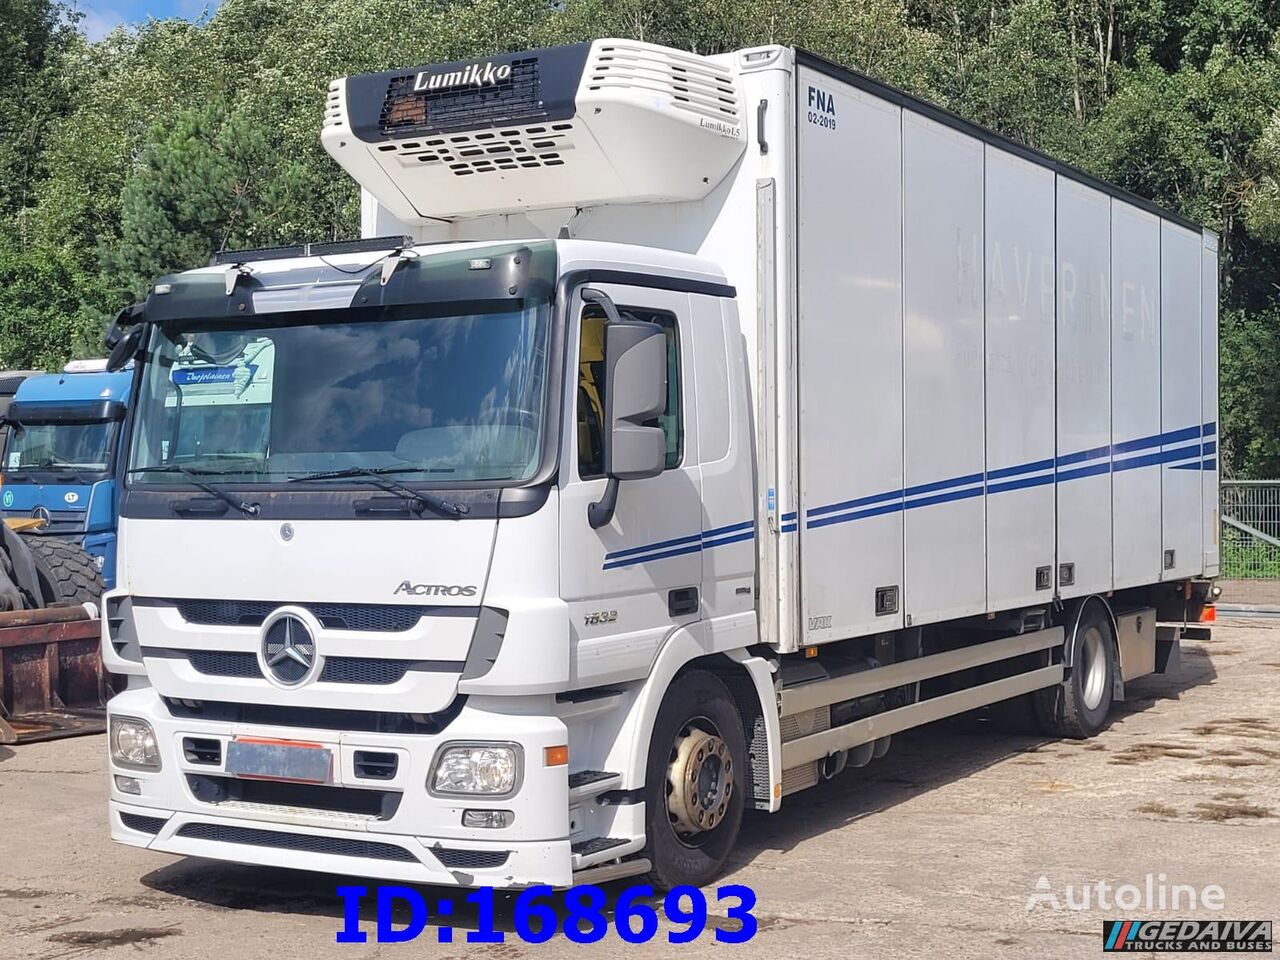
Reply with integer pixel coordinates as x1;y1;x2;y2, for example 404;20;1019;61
103;40;1218;891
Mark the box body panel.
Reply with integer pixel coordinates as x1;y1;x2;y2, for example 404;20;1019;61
1160;221;1204;581
795;73;905;639
1054;179;1113;600
899;114;987;626
983;149;1056;611
1110;201;1162;589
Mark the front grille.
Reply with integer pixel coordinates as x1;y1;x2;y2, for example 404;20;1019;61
431;847;510;869
163;697;463;735
320;659;417;685
176;822;418;862
187;650;260;678
380;57;543;136
182;650;420;685
120;813;166;835
3;512;84;535
186;775;398;819
173;599;428;632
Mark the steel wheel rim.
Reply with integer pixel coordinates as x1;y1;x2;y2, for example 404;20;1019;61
1079;624;1107;711
665;717;734;846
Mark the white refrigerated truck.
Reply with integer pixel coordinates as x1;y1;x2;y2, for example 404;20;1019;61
102;39;1219;889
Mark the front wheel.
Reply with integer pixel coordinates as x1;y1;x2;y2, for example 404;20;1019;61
641;670;747;890
1035;600;1116;739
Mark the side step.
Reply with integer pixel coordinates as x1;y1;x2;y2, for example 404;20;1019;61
571;835;643;871
571;857;651;886
568;769;623;802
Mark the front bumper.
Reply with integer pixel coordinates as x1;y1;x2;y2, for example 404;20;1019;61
107;687;573;886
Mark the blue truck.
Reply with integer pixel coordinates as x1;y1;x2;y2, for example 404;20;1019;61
1;362;132;589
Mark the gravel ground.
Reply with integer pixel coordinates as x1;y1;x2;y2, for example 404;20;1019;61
2;618;1277;959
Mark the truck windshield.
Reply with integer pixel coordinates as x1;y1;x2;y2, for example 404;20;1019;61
127;301;552;486
5;420;118;477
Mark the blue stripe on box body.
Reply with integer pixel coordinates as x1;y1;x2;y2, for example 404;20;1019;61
602;421;1216;568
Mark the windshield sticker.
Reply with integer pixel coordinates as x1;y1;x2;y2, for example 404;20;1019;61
7;453;18;471
172;364;257;386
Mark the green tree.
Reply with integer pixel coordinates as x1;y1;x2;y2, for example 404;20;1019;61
0;237;111;367
103;103;308;298
0;0;80;220
2;0;1279;476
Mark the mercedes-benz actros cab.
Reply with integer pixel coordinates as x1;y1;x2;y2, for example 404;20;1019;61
103;40;1219;889
3;362;132;587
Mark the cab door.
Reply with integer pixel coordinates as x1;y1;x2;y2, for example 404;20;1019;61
559;283;702;688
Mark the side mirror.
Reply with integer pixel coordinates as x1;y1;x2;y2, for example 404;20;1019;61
588;317;667;529
604;321;667;479
106;324;145;372
103;320;123;352
105;302;145;352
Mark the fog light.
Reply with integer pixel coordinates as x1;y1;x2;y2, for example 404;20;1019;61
110;716;160;769
92;554;106;572
114;775;142;795
462;809;514;828
430;742;521;797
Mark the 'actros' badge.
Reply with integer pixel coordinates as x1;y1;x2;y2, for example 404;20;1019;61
393;581;477;597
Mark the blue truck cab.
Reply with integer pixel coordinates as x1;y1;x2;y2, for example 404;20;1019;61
1;363;132;587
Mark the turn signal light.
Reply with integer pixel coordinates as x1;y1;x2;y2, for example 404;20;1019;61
1200;604;1216;623
543;745;569;767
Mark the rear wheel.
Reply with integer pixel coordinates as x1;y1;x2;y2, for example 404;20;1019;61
1035;601;1116;739
641;670;746;890
24;537;104;607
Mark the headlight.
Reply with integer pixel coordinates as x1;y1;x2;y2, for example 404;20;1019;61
430;742;521;797
110;716;160;769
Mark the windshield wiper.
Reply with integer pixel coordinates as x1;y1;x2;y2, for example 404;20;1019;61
288;467;469;517
37;453;92;483
129;465;261;517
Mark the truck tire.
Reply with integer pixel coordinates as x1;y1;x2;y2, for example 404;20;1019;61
641;670;746;890
24;537;104;607
1034;601;1116;739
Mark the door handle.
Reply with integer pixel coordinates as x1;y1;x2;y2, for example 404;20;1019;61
668;587;699;618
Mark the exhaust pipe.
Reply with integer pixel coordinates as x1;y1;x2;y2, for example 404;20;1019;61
820;751;847;780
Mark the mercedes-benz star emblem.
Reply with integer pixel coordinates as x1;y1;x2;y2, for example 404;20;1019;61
262;614;315;685
29;506;50;530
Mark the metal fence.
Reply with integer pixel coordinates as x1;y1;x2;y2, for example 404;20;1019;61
1220;481;1280;580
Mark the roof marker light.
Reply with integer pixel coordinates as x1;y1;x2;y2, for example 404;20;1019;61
63;359;109;374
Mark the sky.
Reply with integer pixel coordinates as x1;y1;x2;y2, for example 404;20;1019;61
73;0;222;41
